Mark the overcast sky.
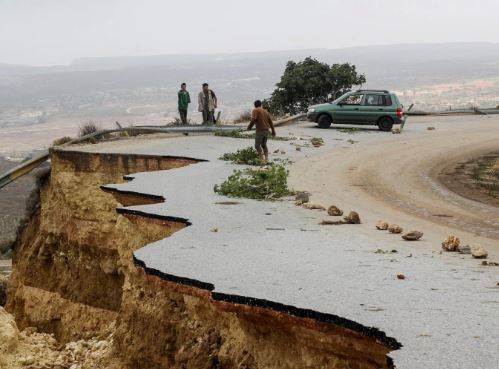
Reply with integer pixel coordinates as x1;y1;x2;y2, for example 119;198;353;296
1;0;499;66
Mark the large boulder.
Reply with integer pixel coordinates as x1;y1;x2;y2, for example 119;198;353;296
0;307;19;354
327;205;343;216
376;221;389;230
402;231;423;241
442;235;460;251
344;211;361;224
294;191;310;205
388;224;403;234
471;245;488;259
303;203;326;210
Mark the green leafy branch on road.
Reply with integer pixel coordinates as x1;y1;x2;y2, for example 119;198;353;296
219;147;262;166
214;165;292;200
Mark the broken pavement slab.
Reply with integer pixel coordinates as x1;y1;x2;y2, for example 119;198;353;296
64;125;499;369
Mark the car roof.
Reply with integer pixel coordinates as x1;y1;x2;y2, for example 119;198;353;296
355;89;390;94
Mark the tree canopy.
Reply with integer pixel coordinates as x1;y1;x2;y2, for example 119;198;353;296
264;57;366;115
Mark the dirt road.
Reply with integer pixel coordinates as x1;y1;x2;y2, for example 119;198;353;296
290;114;499;258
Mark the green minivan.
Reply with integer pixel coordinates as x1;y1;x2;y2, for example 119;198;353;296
307;90;405;131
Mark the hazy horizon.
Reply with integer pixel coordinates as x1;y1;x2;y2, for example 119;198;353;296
2;0;499;66
4;42;499;68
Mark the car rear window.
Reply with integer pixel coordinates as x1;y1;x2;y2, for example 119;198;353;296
365;94;392;106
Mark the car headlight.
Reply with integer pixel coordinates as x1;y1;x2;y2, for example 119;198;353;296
308;108;316;113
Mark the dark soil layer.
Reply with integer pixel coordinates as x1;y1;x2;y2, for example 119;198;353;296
439;152;499;207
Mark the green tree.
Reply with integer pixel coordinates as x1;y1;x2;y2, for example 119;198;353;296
264;57;366;115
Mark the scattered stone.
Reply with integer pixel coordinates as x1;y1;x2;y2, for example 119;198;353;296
295;146;301;151
19;355;35;366
320;219;344;225
482;261;499;266
471;245;488;259
295;191;310;205
388;224;403;234
311;137;324;147
442;235;460;251
392;128;401;134
397;274;406;280
457;244;471;254
427;126;436;130
374;249;398;254
273;149;279;153
210;227;219;233
303;203;326;210
402;231;423;241
327;205;343;216
215;201;241;205
376;221;389;230
344;211;361;224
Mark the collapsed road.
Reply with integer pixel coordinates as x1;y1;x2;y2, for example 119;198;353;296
4;114;499;369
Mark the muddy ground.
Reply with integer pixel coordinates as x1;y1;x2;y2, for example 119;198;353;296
439;153;499;207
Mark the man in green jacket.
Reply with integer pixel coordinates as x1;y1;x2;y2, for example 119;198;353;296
178;83;191;124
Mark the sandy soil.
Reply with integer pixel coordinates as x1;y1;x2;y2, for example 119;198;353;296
289;114;499;259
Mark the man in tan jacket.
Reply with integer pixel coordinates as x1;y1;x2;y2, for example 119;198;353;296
247;100;276;164
198;83;217;124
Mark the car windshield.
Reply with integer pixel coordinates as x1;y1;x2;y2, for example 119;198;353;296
331;92;352;104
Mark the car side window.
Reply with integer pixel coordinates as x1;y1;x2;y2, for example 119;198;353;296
341;94;363;105
383;95;392;106
365;94;382;106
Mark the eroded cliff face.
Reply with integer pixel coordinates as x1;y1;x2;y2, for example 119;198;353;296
7;150;192;342
6;149;398;369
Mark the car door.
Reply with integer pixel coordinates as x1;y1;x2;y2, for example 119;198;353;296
359;94;391;124
334;93;364;123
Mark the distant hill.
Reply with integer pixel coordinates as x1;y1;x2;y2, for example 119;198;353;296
1;43;498;123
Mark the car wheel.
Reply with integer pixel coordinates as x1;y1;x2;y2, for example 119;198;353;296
378;117;393;132
317;114;332;128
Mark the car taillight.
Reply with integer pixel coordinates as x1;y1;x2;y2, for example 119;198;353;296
396;107;403;118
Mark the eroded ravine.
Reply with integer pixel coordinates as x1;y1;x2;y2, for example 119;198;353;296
7;148;399;368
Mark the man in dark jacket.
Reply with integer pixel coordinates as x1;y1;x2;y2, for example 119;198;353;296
178;83;191;124
247;100;276;164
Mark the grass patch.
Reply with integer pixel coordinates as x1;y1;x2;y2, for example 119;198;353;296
339;127;360;134
52;136;73;146
214;129;295;141
472;156;499;197
214;165;292;200
219;147;262;165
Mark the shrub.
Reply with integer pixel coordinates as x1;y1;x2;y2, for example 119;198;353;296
219;147;261;165
79;120;100;138
232;111;252;124
214;165;291;200
52;136;73;146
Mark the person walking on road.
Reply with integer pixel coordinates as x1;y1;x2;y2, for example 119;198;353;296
247;100;276;165
178;83;191;124
198;83;217;124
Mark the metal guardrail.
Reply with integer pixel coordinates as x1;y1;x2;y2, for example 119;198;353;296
406;108;499;116
0;125;241;190
0;114;307;190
